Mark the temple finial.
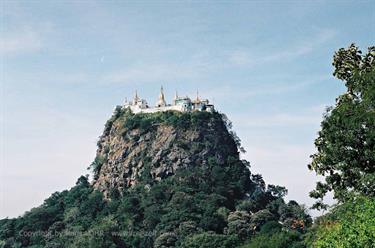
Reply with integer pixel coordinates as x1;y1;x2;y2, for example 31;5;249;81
159;86;165;101
156;85;166;107
133;90;139;105
173;90;178;105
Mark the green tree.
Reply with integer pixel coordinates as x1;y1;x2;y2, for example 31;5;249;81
153;232;178;248
308;44;375;208
226;211;252;240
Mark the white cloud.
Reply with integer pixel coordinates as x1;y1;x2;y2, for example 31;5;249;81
228;50;255;66
227;28;337;67
225;103;327;131
100;27;337;87
0;28;43;55
263;29;336;63
205;75;331;103
100;29;337;86
239;113;322;127
102;59;212;85
103;64;177;84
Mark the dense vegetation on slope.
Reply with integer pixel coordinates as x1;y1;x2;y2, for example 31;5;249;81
0;111;311;248
306;197;375;248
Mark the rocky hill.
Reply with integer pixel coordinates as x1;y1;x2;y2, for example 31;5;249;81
92;107;240;197
0;108;311;248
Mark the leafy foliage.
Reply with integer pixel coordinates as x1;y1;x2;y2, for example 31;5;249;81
308;44;375;208
118;108;217;132
308;196;375;248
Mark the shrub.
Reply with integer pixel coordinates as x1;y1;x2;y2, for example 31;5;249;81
88;155;107;179
241;230;303;248
180;232;239;248
312;196;375;248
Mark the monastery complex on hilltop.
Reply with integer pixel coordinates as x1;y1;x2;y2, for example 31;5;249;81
123;87;215;114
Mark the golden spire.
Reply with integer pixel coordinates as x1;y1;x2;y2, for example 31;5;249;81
156;86;166;107
133;90;139;104
159;86;165;101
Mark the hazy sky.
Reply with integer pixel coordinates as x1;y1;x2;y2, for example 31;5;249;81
1;0;374;218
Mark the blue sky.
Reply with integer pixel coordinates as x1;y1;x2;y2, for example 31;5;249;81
1;0;374;218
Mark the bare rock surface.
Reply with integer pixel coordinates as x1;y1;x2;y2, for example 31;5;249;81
92;109;239;197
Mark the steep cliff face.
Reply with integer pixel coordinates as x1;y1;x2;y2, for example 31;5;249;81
92;107;240;197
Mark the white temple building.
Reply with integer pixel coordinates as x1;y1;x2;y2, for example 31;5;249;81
123;87;215;114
